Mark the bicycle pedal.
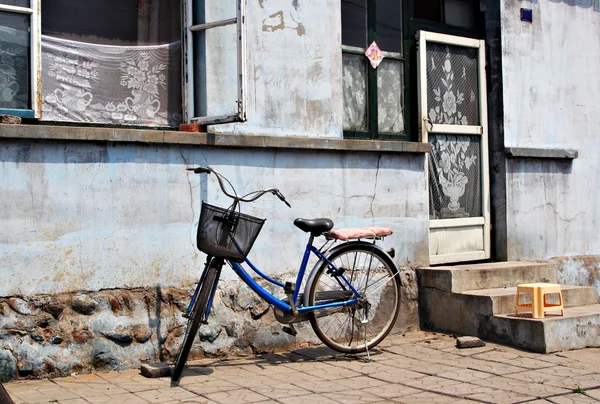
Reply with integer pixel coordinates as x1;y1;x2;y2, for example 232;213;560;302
282;325;297;337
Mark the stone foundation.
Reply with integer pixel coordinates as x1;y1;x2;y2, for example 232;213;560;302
0;268;418;382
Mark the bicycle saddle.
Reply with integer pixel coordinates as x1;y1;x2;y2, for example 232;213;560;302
294;218;334;236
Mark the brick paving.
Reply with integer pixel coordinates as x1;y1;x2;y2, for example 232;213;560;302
5;330;600;403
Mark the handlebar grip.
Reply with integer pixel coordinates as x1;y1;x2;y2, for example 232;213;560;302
275;190;292;208
186;167;211;174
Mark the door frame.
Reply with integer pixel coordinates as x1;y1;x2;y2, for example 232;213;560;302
417;30;490;265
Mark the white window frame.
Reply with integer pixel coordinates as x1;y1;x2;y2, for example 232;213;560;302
183;0;247;125
0;0;41;118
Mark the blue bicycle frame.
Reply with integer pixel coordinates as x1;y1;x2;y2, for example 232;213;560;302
188;237;361;320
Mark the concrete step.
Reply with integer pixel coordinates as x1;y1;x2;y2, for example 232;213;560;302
462;285;599;315
418;261;557;293
491;304;600;353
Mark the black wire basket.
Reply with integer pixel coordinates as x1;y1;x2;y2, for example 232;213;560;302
196;202;266;262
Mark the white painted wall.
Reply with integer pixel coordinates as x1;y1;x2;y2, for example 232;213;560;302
501;0;600;259
207;0;343;138
0;140;428;296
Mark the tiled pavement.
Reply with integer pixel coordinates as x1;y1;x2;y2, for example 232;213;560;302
5;330;600;403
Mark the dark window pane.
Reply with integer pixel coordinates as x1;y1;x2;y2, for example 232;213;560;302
342;0;367;48
415;0;442;23
376;0;402;53
445;0;476;29
0;1;29;7
42;0;181;46
0;11;30;109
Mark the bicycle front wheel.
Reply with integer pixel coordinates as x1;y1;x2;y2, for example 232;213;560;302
307;243;401;353
171;259;221;384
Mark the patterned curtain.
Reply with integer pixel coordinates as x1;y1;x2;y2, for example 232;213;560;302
41;36;182;126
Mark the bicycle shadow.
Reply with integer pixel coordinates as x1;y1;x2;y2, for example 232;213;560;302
182;344;385;374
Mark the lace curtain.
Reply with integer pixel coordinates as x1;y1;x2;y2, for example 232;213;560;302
41;36;182;126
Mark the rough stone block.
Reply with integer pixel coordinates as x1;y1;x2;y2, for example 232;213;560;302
0;115;21;124
456;336;486;349
8;298;37;315
0;350;17;382
140;363;172;378
71;295;97;315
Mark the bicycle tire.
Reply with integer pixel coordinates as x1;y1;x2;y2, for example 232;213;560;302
307;243;401;353
171;260;220;384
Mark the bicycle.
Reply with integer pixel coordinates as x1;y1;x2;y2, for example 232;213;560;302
171;166;402;384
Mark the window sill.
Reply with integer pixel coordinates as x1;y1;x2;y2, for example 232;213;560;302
505;147;578;160
0;124;431;154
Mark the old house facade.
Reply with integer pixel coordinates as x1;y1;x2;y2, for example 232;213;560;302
0;0;598;379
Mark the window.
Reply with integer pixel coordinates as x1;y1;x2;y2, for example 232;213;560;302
0;0;40;118
40;0;182;127
341;0;404;139
184;0;247;125
414;0;480;31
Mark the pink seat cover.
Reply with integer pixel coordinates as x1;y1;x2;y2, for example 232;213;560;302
327;227;393;241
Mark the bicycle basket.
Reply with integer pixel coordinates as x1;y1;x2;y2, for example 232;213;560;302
196;202;266;262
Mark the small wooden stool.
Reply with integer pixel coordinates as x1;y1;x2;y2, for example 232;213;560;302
515;283;564;318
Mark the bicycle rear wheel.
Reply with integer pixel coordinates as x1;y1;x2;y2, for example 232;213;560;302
171;259;221;384
307;243;400;353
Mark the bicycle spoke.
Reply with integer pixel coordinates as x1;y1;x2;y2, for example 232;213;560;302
309;245;401;353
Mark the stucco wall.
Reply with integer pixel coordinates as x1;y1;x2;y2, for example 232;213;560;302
0;138;428;296
208;0;343;138
501;0;600;260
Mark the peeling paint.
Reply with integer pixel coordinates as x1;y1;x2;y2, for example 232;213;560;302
262;10;285;32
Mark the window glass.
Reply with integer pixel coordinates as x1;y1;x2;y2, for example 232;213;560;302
377;59;403;134
0;1;30;7
376;0;402;53
342;53;368;132
0;11;30;109
445;0;476;29
341;0;366;48
415;0;442;23
415;0;478;30
40;0;182;126
42;0;180;46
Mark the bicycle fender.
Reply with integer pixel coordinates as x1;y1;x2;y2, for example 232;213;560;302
302;241;394;308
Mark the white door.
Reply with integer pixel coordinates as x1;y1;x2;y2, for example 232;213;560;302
417;31;490;265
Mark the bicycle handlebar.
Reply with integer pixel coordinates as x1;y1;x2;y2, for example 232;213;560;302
186;166;292;207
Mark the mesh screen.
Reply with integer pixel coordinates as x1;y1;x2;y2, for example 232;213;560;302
426;43;479;126
429;134;481;219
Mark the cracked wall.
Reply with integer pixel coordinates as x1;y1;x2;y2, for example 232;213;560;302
0;139;428;296
501;1;600;260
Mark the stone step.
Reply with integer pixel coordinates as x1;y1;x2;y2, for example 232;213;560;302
462;285;599;315
491;304;600;353
418;261;557;293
